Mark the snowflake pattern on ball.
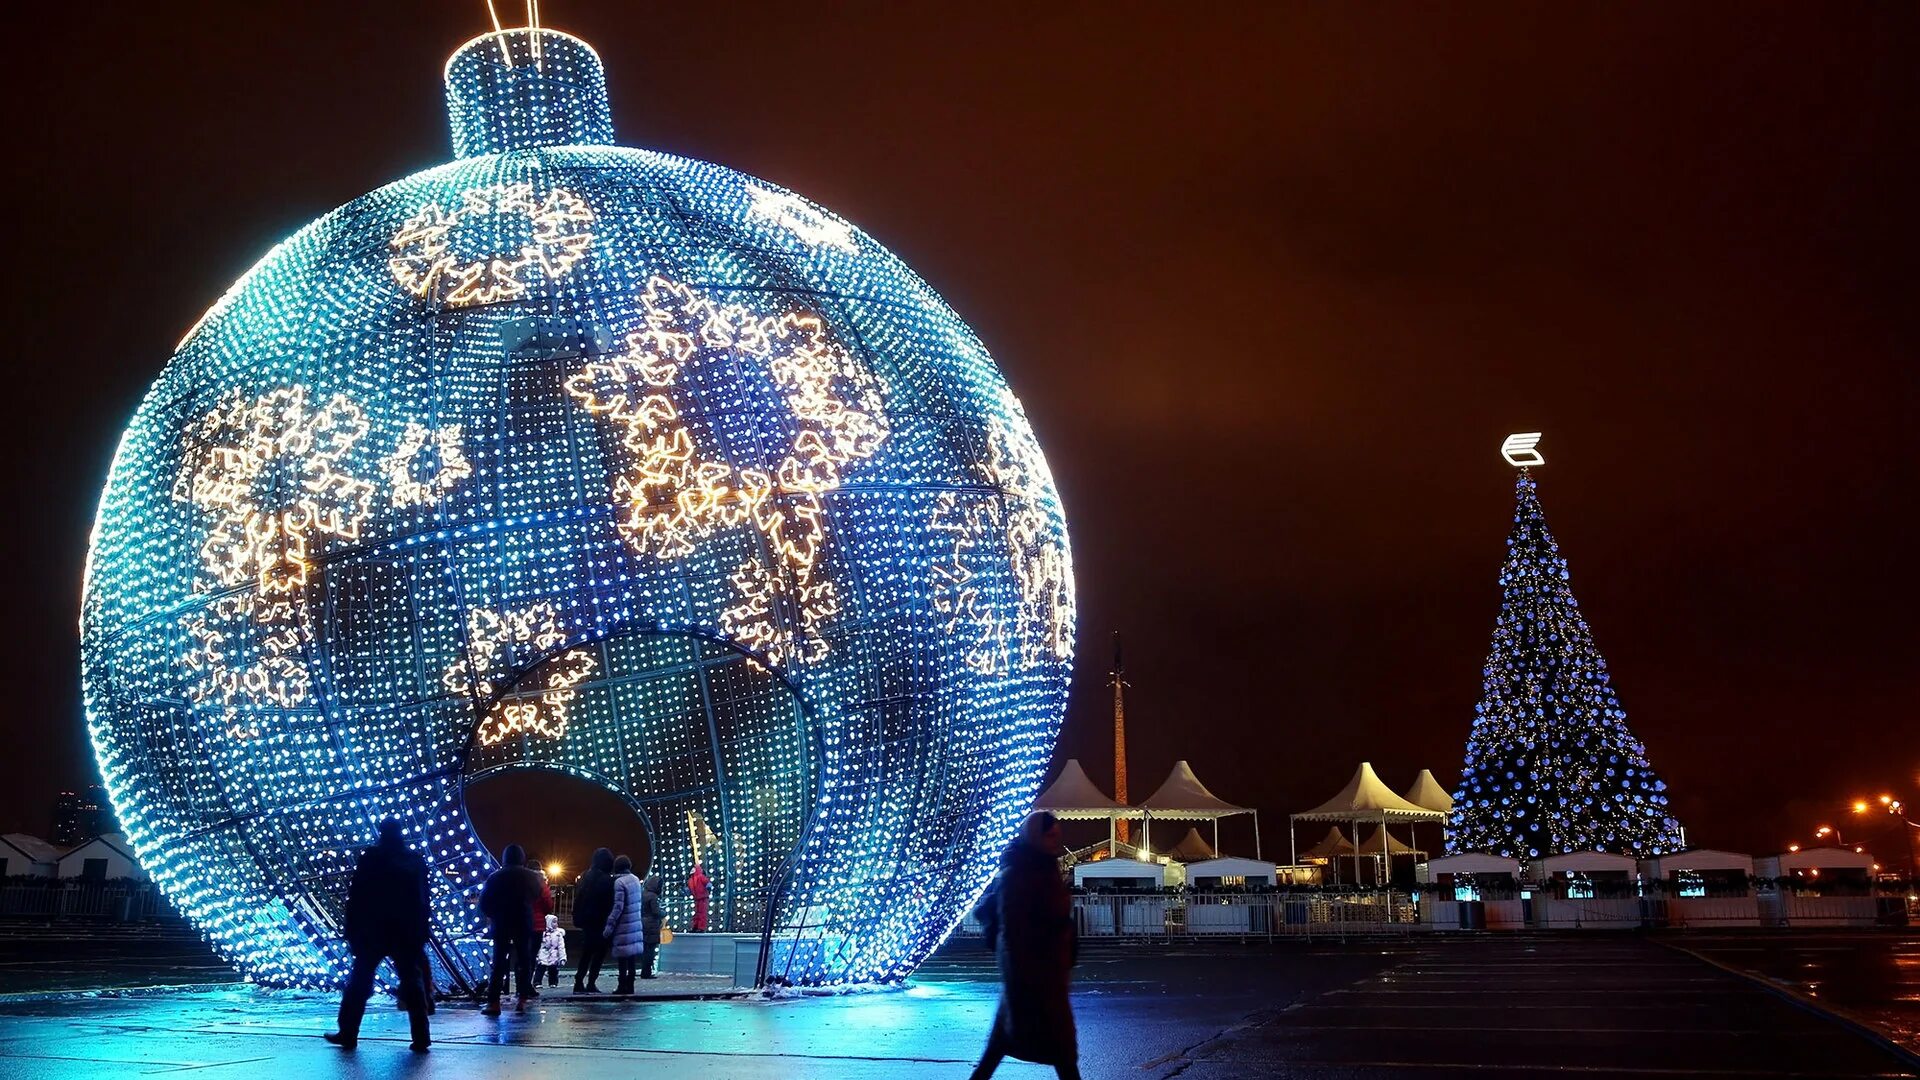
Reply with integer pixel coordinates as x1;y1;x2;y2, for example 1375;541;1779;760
171;386;376;596
442;603;597;747
388;183;594;307
929;415;1075;673
381;423;473;508
565;275;887;667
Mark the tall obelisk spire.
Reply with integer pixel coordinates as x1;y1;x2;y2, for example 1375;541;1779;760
1110;632;1130;846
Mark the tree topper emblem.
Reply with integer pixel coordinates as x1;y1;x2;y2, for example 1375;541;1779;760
1500;432;1545;467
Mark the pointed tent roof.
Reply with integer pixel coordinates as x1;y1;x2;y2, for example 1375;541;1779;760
1138;760;1252;820
1067;839;1150;864
1033;759;1140;820
1165;827;1217;863
1300;827;1357;860
1403;769;1455;814
1355;826;1423;856
1293;762;1445;822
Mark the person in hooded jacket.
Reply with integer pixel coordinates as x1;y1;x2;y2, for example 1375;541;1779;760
638;874;665;979
536;914;567;986
478;843;543;1015
968;811;1080;1080
325;818;431;1053
602;856;645;994
571;847;616;993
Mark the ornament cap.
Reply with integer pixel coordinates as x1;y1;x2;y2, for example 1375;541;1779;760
445;28;615;158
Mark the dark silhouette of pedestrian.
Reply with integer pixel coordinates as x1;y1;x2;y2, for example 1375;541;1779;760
969;811;1080;1080
478;843;543;1015
571;847;616;993
325;818;431;1053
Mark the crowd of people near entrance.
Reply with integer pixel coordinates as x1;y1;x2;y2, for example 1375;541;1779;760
322;812;1081;1080
322;821;716;1052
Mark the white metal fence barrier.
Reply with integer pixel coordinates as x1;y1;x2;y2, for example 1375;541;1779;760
954;887;1911;941
955;892;1423;941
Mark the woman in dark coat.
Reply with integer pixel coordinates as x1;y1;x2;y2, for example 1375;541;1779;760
326;818;431;1053
572;847;616;993
970;811;1080;1080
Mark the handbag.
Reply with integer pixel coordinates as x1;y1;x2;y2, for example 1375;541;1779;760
659;924;674;945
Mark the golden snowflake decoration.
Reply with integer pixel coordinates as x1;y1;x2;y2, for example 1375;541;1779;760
181;593;312;741
565;276;888;667
389;183;595;307
745;185;858;254
381;422;473;508
169;385;376;736
928;415;1074;673
443;603;597;747
172;386;376;598
929;494;1010;676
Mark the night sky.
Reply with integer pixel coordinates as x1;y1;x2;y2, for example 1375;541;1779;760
8;5;1915;861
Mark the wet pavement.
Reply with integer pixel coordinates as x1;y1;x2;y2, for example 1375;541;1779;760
1671;931;1920;1055
0;935;1914;1078
0;929;238;996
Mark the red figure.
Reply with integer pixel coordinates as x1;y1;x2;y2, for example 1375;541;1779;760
687;864;710;932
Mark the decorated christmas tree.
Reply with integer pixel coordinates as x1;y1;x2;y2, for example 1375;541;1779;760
1448;463;1684;860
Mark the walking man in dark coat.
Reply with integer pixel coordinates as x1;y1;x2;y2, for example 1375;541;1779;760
326;818;432;1053
478;843;543;1015
571;847;616;993
969;811;1080;1080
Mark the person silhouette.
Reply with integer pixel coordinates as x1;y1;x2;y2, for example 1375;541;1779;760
325;818;431;1053
970;811;1081;1080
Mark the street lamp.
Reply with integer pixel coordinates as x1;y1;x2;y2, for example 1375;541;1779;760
1851;792;1919;877
1815;825;1844;846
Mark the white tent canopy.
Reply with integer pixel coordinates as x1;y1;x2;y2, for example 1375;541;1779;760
1034;758;1144;852
1034;759;1136;820
1300;826;1357;861
1294;762;1444;821
1289;761;1445;867
1356;825;1423;857
1403;769;1455;814
1165;827;1217;863
1137;760;1260;859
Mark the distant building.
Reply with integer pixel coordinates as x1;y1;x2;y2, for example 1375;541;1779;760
1;833;64;878
50;786;116;847
55;832;144;881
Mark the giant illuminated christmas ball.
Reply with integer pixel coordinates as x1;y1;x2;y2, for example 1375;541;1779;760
80;28;1073;988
